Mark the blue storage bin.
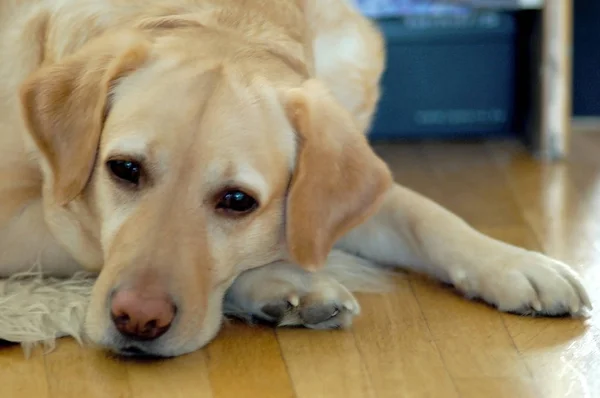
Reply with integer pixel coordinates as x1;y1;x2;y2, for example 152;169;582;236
573;1;600;116
369;12;517;140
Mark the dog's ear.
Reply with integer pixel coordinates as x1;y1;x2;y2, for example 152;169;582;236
20;31;151;205
284;79;393;270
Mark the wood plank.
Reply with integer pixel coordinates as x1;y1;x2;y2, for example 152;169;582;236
410;274;531;379
351;282;459;398
206;321;295;398
420;141;527;228
127;351;213;398
488;136;600;398
410;142;534;382
276;328;374;398
454;377;539;398
0;344;49;398
43;339;131;398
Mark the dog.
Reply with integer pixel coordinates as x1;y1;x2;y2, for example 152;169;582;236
0;0;591;358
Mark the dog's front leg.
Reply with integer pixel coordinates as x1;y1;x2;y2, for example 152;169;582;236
336;184;592;316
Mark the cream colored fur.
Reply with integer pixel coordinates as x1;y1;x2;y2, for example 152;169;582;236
0;0;592;357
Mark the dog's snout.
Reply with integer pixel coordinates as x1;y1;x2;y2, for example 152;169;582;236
110;289;176;341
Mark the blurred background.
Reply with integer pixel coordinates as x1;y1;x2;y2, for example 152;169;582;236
573;1;600;117
353;0;596;152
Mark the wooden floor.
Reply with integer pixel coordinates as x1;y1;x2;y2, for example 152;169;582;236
3;133;600;398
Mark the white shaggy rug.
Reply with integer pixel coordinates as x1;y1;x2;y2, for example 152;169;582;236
0;269;95;357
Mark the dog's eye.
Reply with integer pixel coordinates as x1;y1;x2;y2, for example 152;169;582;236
107;159;142;186
216;190;258;215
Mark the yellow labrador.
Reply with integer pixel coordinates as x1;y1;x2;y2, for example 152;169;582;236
0;0;590;357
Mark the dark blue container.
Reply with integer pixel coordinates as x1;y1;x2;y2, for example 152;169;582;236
573;0;600;116
369;12;517;140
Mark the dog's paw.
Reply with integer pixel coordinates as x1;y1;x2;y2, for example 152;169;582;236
448;250;592;316
259;278;360;329
225;275;360;329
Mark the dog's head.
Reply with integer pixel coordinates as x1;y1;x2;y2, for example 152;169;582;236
19;28;391;357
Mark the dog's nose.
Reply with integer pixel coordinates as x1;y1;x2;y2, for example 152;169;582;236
110;290;176;341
